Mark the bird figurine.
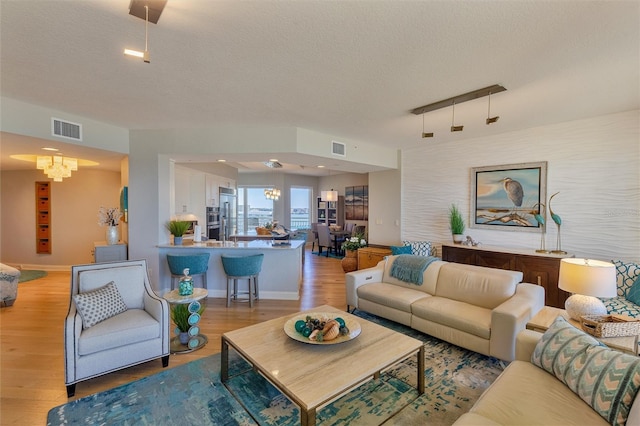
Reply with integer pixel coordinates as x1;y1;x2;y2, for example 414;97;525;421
532;202;548;253
548;192;566;254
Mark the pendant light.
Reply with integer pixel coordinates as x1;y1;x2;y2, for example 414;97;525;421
124;5;151;63
486;91;499;124
320;167;338;201
422;112;434;138
450;101;463;132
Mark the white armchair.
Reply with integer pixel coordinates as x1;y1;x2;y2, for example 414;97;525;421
64;259;170;397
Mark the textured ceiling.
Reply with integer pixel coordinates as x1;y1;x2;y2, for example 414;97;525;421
1;0;638;174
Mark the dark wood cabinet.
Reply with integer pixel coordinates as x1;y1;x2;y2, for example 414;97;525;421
441;243;573;308
35;181;51;253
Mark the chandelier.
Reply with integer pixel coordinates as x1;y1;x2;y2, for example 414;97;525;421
37;155;78;182
264;188;280;200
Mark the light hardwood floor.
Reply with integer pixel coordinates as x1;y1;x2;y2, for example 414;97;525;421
0;246;348;425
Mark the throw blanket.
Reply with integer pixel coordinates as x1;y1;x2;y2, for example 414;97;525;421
390;255;439;285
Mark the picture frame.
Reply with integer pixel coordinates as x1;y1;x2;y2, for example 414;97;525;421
470;161;547;232
345;185;368;221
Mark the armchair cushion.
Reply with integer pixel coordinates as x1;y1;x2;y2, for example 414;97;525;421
612;259;640;298
78;309;161;356
73;281;127;328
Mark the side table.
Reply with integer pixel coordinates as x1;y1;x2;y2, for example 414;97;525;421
163;288;208;354
526;306;639;356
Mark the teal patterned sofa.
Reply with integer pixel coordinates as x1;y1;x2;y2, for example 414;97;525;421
601;259;640;318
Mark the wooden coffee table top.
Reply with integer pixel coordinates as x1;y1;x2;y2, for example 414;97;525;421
222;305;423;415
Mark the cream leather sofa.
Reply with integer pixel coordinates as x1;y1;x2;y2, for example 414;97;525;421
454;330;640;425
345;255;544;361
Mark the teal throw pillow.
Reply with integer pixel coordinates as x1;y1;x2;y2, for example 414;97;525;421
626;275;640;306
531;316;640;426
391;245;412;255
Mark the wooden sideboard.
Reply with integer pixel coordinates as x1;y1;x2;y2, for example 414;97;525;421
357;247;392;270
441;243;573;308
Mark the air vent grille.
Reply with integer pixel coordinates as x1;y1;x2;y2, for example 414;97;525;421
332;140;346;157
52;118;82;141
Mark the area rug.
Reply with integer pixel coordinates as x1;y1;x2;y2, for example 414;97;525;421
47;311;503;425
311;251;344;260
18;270;47;283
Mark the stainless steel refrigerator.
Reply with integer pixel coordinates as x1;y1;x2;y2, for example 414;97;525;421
219;187;236;241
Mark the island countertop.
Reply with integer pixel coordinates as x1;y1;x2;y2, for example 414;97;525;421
157;240;304;250
157;240;304;300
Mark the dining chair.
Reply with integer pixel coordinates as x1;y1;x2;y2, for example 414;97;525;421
311;222;319;252
316;224;333;257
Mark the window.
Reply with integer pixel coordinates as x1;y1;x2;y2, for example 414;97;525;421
290;186;312;230
238;187;273;234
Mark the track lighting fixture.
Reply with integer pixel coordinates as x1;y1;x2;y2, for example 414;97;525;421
410;84;506;133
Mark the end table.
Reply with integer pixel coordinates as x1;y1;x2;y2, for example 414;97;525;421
163;288;208;354
526;306;639;356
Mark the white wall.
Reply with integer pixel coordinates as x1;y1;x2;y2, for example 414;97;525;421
0;168;122;268
402;110;640;262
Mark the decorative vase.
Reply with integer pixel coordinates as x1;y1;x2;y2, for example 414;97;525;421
341;249;358;273
179;332;189;345
174;236;183;246
106;226;119;245
452;234;464;244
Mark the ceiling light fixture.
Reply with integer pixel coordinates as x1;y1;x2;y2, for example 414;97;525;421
450;101;463;132
422;112;434;138
410;84;506;131
486;91;499;124
264;160;281;200
36;155;78;182
124;4;151;63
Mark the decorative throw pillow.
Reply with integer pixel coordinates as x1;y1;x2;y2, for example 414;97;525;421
626;276;640;306
73;281;128;329
611;259;640;298
390;245;412;255
532;316;640;426
402;240;432;257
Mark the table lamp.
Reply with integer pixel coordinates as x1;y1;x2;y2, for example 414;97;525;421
558;258;617;321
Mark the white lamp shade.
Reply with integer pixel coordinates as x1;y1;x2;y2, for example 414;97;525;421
558;258;617;298
321;190;338;202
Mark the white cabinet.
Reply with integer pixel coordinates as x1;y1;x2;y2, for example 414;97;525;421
205;174;219;207
94;242;128;263
174;166;190;215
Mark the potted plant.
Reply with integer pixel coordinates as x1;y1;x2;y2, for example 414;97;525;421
340;233;367;273
170;304;205;345
166;220;190;245
448;204;465;243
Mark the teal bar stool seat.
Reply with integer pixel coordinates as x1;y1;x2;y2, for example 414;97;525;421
221;254;264;308
166;253;210;290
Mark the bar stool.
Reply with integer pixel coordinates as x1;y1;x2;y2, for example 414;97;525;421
166;253;210;290
220;254;264;308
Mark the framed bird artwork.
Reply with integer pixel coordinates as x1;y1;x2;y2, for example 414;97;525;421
470;161;547;232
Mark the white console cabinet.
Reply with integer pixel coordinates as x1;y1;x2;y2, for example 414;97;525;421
93;242;128;263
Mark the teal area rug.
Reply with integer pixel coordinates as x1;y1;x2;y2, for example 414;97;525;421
311;250;344;259
18;270;47;283
47;311;503;425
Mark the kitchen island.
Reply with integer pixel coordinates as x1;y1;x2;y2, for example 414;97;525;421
157;240;304;300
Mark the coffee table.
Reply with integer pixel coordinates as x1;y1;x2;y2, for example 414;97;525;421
221;305;425;426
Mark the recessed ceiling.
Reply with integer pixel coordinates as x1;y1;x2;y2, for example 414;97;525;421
1;1;638;174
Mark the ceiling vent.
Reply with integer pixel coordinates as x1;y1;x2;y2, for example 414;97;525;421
331;140;346;157
52;118;82;141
